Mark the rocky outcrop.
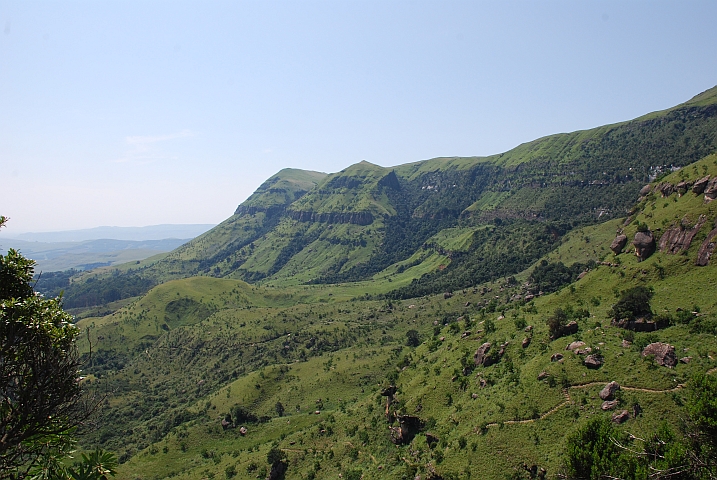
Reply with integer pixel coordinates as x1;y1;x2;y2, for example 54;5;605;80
610;234;628;255
235;204;287;218
599;381;620;400
693;175;711;194
474;343;493;366
390;415;423;445
612;410;630;424
601;400;619;410
676;180;693;196
658;215;707;254
584;354;604;369
611;316;668;332
288;210;374;225
655;182;675;197
705;177;717;201
633;231;656;261
639;184;652;197
642;342;677;367
696;222;717;266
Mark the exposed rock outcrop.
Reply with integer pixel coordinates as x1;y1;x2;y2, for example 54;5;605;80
584;354;604;369
612;410;630;424
610;234;628;255
655;182;675;197
696;223;717;266
288;210;374;225
474;343;492;367
642;342;677;368
676;180;693;196
599;381;620;400
390;415;424;445
693;175;711;194
705;177;717;201
639;184;652;197
611;316;668;332
658;215;707;254
633;231;656;261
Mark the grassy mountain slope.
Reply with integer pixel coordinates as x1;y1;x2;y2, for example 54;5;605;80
54;86;717;313
74;152;717;479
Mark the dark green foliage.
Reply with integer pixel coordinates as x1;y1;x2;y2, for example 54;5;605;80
32;269;79;299
528;260;594;295
610;286;653;321
61;274;156;309
405;329;420;347
546;308;569;339
564;417;632;480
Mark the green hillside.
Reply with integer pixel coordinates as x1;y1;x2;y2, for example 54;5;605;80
72;152;717;479
55;86;717;313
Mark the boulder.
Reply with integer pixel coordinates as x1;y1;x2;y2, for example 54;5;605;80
612;410;630;424
576;347;592;355
522;337;531;348
562;321;579;336
696;224;717;266
621;339;632;348
610;234;628;255
639;184;652;197
658;215;707;254
656;182;675;197
633;231;656;261
599;381;621;400
705;177;717;201
601;400;619;411
680;356;693;364
676;180;693;196
584;354;604;369
550;353;564;362
474;343;492;366
390;415;424;445
693;175;711;194
381;385;397;397
642;342;677;367
443;292;453;299
538;371;549;380
566;341;586;351
239;426;247;436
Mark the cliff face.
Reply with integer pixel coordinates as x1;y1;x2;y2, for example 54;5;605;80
288;210;375;226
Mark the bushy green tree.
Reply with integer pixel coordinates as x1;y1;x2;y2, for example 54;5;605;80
610;286;653;321
0;216;101;479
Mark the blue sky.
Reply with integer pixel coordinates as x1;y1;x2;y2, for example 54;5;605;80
1;1;716;234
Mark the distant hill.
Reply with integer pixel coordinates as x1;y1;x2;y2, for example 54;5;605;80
56;85;717;309
2;224;215;242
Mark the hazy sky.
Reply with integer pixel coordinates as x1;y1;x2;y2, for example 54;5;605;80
1;1;716;234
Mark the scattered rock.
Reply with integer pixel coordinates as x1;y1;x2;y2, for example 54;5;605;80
601;400;619;411
642;342;677;368
621;339;632;348
610;234;628;255
550;353;564;362
461;331;471;339
443;292;453;299
566;341;586;351
498;341;509;356
562;321;579;336
522;337;531;348
693;175;711;194
612;410;630;424
656;182;675;197
524;325;533;332
471;393;478;399
599;381;621;400
584;354;604;369
633;231;656;261
474;343;492;366
464;302;471;307
239;426;248;436
680;356;693;364
639;184;652;196
576;347;592;355
537;371;549;380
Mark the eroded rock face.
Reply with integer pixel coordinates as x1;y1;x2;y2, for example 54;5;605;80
474;343;492;366
693;175;711;194
633;231;656;261
658;215;707;254
696;224;717;266
642;342;677;368
599;381;621;400
610;234;628;255
289;210;374;225
705;177;717;201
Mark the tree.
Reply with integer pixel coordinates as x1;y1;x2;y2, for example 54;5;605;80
275;401;285;417
0;217;91;478
610;286;653;322
546;308;568;339
405;329;420;347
